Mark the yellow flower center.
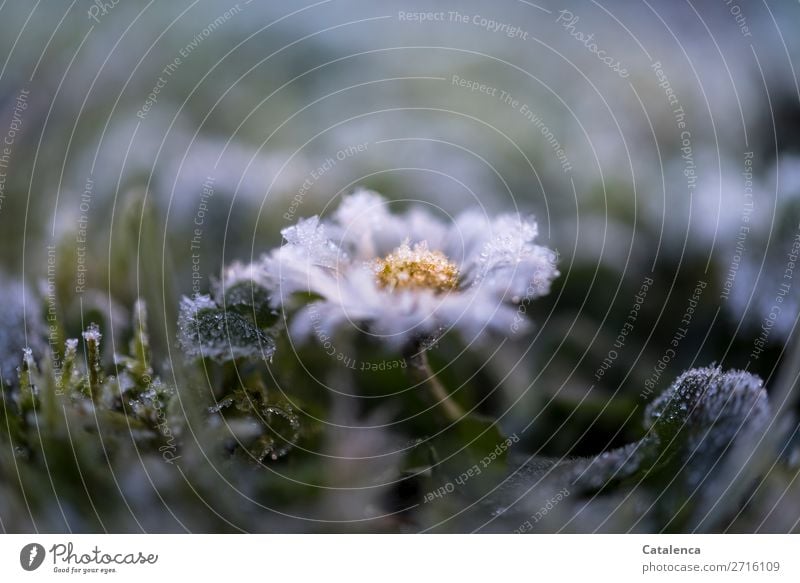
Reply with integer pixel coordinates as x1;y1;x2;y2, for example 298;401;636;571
374;241;459;293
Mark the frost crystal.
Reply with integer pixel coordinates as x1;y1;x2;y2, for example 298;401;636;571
177;295;275;362
374;240;459;293
0;280;46;383
645;366;770;442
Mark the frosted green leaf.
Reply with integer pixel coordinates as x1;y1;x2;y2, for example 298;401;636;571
641;366;771;528
645;366;770;446
457;367;771;531
177;295;275;362
212;261;274;324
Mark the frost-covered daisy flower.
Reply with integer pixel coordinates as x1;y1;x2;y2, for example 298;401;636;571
261;190;559;351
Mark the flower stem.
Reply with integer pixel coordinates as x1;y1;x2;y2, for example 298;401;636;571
408;348;464;422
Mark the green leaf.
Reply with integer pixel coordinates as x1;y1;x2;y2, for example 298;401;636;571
213;275;275;326
463;367;771;532
177;295;276;363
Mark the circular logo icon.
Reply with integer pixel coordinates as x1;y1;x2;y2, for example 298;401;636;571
19;543;46;571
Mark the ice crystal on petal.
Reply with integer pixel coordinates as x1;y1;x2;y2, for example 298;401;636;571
332;189;404;259
280;216;340;269
472;214;559;301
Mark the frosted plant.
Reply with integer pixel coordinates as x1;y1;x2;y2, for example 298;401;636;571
0;280;45;385
263;189;559;351
177;294;275;363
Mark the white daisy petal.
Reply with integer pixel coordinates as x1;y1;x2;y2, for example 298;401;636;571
332;188;403;259
280;215;341;269
258;190;559;350
471;214;559;302
404;208;450;250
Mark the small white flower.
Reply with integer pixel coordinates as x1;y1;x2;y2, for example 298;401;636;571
261;190;559;349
